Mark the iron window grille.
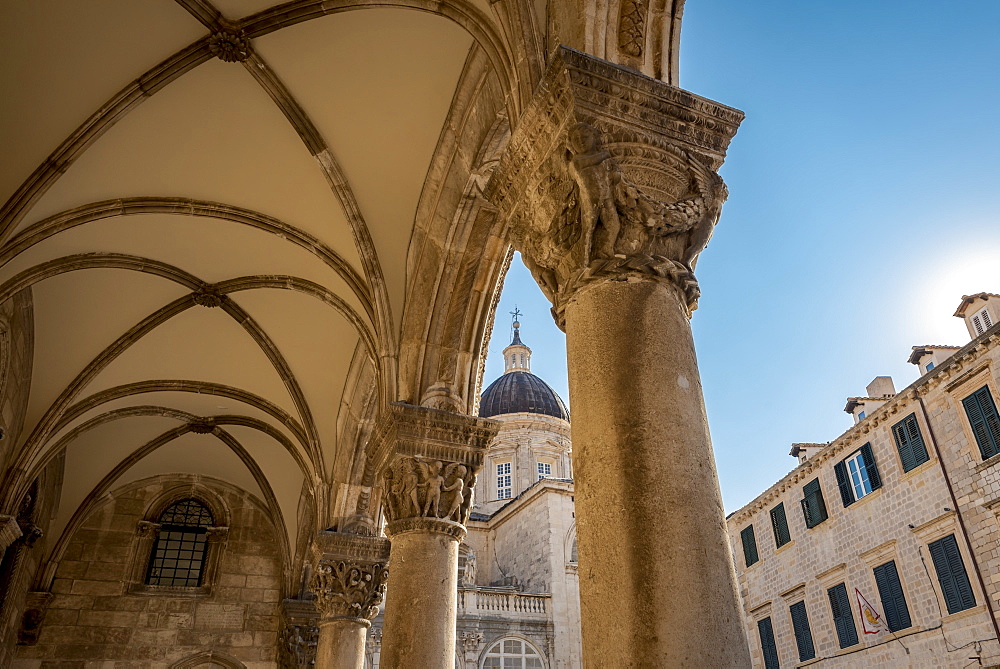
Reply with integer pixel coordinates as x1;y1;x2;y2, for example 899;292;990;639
146;499;214;588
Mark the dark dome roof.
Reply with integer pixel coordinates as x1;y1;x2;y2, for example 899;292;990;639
479;371;570;421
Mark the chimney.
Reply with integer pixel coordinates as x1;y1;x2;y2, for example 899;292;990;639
865;376;895;398
790;443;826;465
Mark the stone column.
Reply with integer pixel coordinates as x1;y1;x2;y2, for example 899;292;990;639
308;532;390;669
485;47;750;666
371;403;498;669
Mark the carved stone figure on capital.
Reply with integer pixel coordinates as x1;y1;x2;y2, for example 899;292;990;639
515;122;729;317
310;560;388;621
382;456;477;525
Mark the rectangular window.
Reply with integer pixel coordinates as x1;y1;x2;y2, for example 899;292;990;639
925;361;935;372
973;308;993;336
740;524;759;567
770;503;791;548
873;560;912;632
827;583;859;648
800;477;828;528
537;462;552;480
892;413;930;472
789;600;816;662
496;462;512;499
928;534;976;614
834;443;882;507
757;616;780;669
962;385;1000;460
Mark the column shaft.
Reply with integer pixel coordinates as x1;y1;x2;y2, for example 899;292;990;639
565;278;749;666
316;618;368;669
379;526;461;668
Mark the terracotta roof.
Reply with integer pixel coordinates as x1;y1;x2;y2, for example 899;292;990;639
953;292;1000;317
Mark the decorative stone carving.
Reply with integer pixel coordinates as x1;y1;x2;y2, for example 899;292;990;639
309;532;390;623
17;591;53;646
0;514;22;553
135;520;160;538
280;623;318;667
369;403;499;535
368;627;382;650
485;47;744;327
188;418;217;434
618;0;647;57
208;30;250;63
460;630;484;652
193;286;224;308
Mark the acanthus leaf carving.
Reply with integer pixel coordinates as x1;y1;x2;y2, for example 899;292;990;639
309;559;388;622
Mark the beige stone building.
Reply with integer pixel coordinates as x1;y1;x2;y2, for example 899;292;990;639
0;1;749;667
728;293;1000;668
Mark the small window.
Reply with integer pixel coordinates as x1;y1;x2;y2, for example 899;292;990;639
537;462;552;480
873;560;912;632
770;503;791;548
146;499;213;587
858;411;866;420
740;525;759;567
928;534;976;614
789;600;816;661
834;443;882;507
800;478;828;528
757;617;779;669
892;414;930;472
925;361;935;372
482;637;544;669
962;385;1000;460
972;308;993;336
827;583;859;648
496;462;512;500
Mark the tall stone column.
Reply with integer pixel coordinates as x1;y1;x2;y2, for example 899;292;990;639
486;47;750;666
308;533;389;669
371;403;498;669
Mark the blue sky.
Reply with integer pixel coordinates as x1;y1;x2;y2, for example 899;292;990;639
484;1;1000;512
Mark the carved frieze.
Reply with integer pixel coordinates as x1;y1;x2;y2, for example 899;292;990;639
280;623;318;668
485;47;744;326
369;403;498;535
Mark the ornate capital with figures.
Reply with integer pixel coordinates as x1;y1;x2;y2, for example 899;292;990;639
309;532;390;624
370;403;499;538
485;47;744;327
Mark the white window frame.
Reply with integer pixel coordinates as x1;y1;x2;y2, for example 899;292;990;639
846;450;874;501
973;308;993;336
537;462;552;480
496;462;512;500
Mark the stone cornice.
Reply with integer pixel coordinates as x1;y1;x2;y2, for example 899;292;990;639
728;324;1000;527
311;531;390;564
369;402;499;474
468;478;575;529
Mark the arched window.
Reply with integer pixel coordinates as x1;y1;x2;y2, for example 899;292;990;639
146;499;214;587
482;637;544;669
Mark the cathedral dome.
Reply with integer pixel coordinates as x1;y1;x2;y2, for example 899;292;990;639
479;315;569;421
479;371;570;420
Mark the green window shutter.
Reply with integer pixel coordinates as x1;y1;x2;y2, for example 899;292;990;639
757;617;780;669
827;583;858;648
860;443;882;490
770;503;791;548
801;478;828;528
892;414;929;472
834;460;854;507
964;386;1000;460
789;600;815;662
741;524;759;567
873;560;912;632
929;534;976;614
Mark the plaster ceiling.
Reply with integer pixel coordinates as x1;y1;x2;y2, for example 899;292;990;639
0;0;504;565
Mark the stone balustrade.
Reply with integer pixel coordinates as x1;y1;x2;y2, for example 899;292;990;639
458;587;550;618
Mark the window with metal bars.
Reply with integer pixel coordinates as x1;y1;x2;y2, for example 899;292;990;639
146;499;213;588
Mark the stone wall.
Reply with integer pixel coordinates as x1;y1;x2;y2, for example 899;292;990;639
727;325;1000;667
14;478;284;668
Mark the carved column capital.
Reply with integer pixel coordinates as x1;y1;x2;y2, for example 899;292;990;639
485;46;744;327
0;514;22;553
370;403;499;538
308;532;390;624
135;520;161;538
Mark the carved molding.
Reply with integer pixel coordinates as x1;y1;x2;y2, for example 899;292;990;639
309;532;390;623
0;514;22;552
460;630;484;652
485;46;743;326
369;403;498;532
